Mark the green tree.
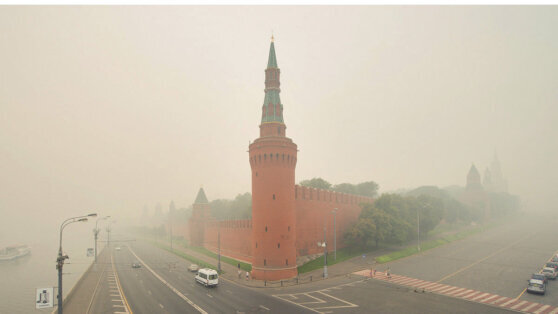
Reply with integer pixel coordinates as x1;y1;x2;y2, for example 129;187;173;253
332;183;357;194
356;181;379;198
299;177;332;190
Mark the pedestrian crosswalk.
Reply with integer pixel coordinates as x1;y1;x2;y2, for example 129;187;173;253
354;270;558;314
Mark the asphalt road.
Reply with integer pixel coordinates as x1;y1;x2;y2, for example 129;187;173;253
375;212;558;307
264;274;512;314
111;240;311;314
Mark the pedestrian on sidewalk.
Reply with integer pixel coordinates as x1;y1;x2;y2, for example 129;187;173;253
238;269;242;279
386;267;391;279
245;271;250;281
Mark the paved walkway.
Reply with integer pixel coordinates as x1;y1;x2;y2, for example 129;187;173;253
58;247;110;314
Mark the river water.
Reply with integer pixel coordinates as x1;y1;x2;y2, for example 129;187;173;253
0;218;105;314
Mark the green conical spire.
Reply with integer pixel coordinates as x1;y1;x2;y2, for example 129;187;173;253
267;39;278;68
194;187;208;204
261;37;284;124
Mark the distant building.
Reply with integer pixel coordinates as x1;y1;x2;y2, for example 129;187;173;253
460;164;490;220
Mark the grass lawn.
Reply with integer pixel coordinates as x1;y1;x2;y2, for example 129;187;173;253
189;246;252;272
297;247;370;274
150;241;221;273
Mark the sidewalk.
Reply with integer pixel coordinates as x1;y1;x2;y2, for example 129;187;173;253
58;247;110;313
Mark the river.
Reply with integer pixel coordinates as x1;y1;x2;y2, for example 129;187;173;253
0;217;106;314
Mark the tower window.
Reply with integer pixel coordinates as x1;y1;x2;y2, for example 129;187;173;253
264;154;267;160
288;226;290;231
265;226;268;232
277;126;281;134
270;154;273;160
256;242;258;248
264;259;266;266
282;154;285;161
277;243;280;248
276;153;279;160
256;172;258;177
287;155;290;161
273;194;275;200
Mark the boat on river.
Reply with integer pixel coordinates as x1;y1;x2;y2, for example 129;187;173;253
0;245;31;261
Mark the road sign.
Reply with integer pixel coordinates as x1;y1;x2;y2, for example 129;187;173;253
87;248;94;257
35;287;54;309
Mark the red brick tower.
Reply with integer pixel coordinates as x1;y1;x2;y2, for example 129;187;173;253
189;187;210;246
249;37;298;280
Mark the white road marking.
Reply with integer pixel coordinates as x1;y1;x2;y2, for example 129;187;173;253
491;296;509;304
470;293;489;301
259;305;270;311
127;246;208;314
510;301;527;310
206;294;213;298
479;295;499;303
159;304;164;309
534;305;550;313
522;303;539;312
500;299;518;307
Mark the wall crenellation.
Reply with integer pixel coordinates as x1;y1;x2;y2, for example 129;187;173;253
295;185;374;205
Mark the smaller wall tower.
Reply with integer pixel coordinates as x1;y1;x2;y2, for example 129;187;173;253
189;187;210;246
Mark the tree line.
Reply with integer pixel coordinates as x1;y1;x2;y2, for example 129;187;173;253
299;177;379;198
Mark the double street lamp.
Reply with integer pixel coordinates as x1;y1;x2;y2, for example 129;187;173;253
57;213;97;314
93;216;110;263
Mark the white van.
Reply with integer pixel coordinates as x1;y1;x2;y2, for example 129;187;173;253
195;268;219;287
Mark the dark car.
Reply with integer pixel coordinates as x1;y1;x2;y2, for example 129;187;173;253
532;273;548;284
551;255;558;263
526;279;546;295
546;262;558;271
132;261;141;268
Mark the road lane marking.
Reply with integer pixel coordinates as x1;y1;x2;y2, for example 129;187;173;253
127;245;208;314
470;293;489;301
500;299;518;307
111;255;132;314
159;304;164;309
534;305;550;313
437;235;529;283
206;294;213;298
510;301;527;310
259;305;270;311
522;303;539;312
479;295;498;303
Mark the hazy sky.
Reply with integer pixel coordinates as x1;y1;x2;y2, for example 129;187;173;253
1;6;557;225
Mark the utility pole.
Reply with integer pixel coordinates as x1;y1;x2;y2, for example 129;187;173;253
332;208;338;261
417;207;420;252
169;201;175;251
218;221;221;273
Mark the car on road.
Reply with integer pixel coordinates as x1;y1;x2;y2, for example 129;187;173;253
188;264;199;272
527;279;546;295
542;267;557;280
551;255;558;263
132;261;141;268
546;262;558;271
531;273;548;284
195;268;219;287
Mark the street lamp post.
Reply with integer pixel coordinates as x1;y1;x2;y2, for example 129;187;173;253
94;216;110;263
417;207;420;252
319;218;328;279
217;221;221;273
417;202;429;252
332;208;338;261
57;213;97;314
